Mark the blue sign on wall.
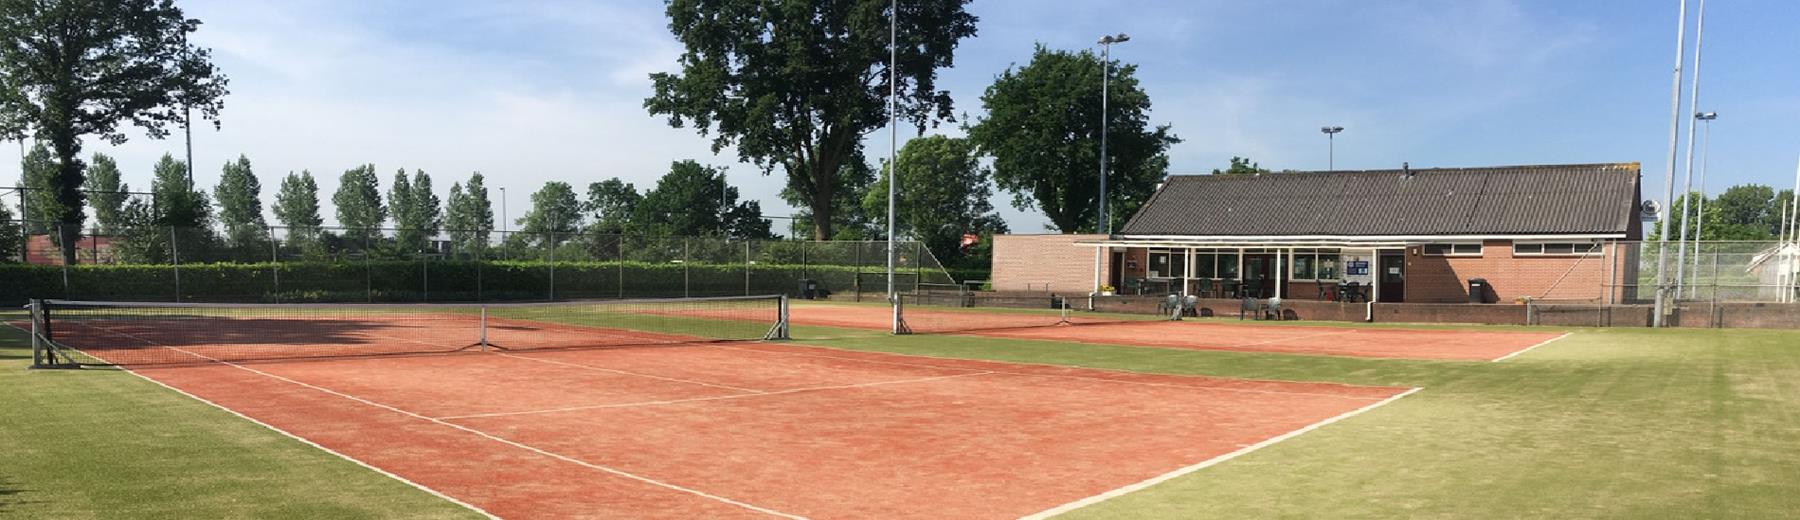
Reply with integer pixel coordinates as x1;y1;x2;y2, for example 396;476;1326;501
1346;260;1370;276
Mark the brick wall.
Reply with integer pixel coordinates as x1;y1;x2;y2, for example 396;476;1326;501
991;234;1107;294
1403;240;1626;303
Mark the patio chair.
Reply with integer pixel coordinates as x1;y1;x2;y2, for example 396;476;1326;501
1238;297;1258;320
1195;278;1216;299
1316;283;1335;301
1244;280;1265;299
1341;281;1364;303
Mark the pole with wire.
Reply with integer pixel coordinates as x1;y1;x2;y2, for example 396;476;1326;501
1652;0;1690;327
1687;112;1717;299
1673;0;1708;304
886;0;900;334
1092;33;1130;298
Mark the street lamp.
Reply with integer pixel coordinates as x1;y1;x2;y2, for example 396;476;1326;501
1687;111;1717;298
1094;32;1129;295
1321;126;1344;171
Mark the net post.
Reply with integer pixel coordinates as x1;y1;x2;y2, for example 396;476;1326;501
27;300;43;368
479;305;490;351
766;295;791;340
892;294;913;335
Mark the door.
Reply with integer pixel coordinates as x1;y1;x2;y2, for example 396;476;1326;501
1109;251;1125;291
1243;254;1277;297
1378;253;1405;303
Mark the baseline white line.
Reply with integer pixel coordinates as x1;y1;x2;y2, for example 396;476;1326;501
1018;386;1425;520
491;351;767;394
0;322;500;519
438;372;993;421
707;344;1384;401
70;322;806;520
1490;332;1574;362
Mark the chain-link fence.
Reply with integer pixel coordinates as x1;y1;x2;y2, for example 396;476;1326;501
1611;240;1800;305
1;222;957;305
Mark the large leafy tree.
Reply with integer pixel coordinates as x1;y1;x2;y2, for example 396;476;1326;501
968;45;1180;233
149;153;213;259
273;170;324;253
646;0;978;239
0;200;18;261
863;135;1005;265
213;154;267;253
633;160;772;239
782;150;878;240
584;178;641;235
515;181;583;249
387;169;440;251
0;0;229;263
444;172;494;254
1213;156;1269;175
333;164;385;244
83;152;128;234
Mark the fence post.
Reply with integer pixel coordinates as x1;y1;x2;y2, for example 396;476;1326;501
364;231;372;303
616;235;624;299
421;232;430;302
269;226;280;302
170;226;181;302
854;241;863;302
683;237;691;298
745;240;752;296
548;230;557;301
59;223;71;299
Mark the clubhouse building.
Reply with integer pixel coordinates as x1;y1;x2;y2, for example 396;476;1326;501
992;163;1647;305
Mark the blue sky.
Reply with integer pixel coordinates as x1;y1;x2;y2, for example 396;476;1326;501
21;0;1800;234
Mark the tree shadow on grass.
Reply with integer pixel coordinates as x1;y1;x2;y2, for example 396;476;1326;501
0;477;30;513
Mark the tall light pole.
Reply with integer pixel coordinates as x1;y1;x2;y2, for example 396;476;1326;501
1321;126;1344;171
1673;0;1709;302
886;0;899;331
1093;32;1129;295
1652;0;1691;327
1687;111;1717;298
499;187;508;234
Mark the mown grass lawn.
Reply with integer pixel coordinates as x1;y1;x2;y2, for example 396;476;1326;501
4;309;1799;518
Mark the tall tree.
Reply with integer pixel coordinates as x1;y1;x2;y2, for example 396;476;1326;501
149;154;213;260
274;170;324;252
515;181;583;248
1212;156;1269;175
333;164;385;244
19;143;59;234
0;199;18;261
444;172;493;254
83;153;129;234
633;161;772;239
0;0;229;263
782;150;878;240
862;136;1006;265
585;178;641;235
968;45;1180;233
386;169;439;251
646;0;978;239
213;154;267;253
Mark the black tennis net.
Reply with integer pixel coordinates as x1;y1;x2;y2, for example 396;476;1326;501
25;295;789;367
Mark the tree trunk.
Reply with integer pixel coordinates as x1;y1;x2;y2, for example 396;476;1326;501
807;152;841;240
50;137;85;266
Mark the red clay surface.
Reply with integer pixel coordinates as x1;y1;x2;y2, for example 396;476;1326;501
793;303;1565;361
43;319;1408;519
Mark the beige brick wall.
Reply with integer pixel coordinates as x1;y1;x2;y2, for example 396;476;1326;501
992;234;1107;293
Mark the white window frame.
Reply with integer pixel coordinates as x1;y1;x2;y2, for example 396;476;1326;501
1288;249;1344;282
1421;243;1483;257
1145;248;1186;279
1512;241;1603;257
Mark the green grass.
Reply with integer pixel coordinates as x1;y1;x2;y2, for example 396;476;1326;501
0;322;482;519
5;306;1800;518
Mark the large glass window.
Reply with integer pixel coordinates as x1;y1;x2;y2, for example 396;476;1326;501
1196;253;1217;278
1422;243;1482;256
1293;253;1316;279
1287;249;1342;281
1147;249;1188;278
1218;252;1240;279
1513;242;1602;256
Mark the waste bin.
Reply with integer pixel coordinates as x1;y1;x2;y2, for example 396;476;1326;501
1467;278;1490;304
798;279;818;300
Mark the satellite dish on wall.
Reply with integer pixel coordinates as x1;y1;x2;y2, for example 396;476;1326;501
1640;200;1662;221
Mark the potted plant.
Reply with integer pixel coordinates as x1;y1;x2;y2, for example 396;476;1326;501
1098;285;1116;296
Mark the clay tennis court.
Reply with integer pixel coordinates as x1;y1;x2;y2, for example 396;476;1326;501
35;315;1411;519
791;303;1568;361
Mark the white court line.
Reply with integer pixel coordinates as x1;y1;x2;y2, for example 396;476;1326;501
67;322;806;520
0;322;505;518
438;372;992;421
707;344;1386;401
491;351;768;394
1490;332;1574;362
1018;386;1425;520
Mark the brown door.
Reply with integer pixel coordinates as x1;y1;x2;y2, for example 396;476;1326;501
1109;251;1125;290
1378;253;1405;302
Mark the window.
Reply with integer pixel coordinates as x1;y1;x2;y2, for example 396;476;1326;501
1288;249;1342;281
1513;242;1602;256
1195;253;1217;278
1422;243;1482;256
1218;252;1240;279
1146;249;1188;278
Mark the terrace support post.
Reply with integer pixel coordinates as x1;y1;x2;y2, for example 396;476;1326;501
1276;248;1286;299
1237;248;1246;297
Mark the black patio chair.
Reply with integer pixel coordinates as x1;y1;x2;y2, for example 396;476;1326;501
1340;281;1364;303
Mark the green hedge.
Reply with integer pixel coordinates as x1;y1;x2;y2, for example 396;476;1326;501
0;261;961;305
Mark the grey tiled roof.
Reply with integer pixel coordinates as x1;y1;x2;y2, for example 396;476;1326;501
1119;163;1642;237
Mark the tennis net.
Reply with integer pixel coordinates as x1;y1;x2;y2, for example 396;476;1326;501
892;293;1159;335
26;295;789;367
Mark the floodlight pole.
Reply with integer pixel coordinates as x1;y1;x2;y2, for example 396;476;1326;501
499;187;508;234
1673;0;1708;304
886;0;899;334
1321;126;1344;171
1687;112;1716;299
1093;33;1129;296
1652;0;1690;328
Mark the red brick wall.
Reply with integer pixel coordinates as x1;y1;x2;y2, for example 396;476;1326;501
991;234;1107;293
1404;240;1626;303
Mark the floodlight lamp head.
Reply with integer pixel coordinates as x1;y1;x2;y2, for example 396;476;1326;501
1696;112;1717;120
1321;126;1343;134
